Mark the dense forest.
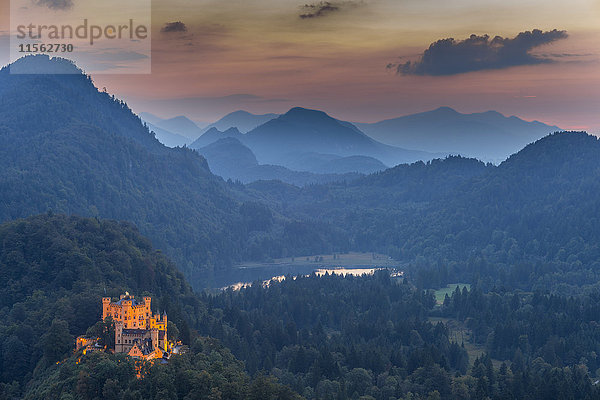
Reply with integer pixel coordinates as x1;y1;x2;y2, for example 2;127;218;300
195;274;600;399
241;132;600;293
3;215;600;399
199;272;468;398
24;338;301;400
0;214;301;399
440;286;600;374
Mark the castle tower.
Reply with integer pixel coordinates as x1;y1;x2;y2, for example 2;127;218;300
102;297;111;321
121;298;132;329
115;322;124;353
161;311;168;351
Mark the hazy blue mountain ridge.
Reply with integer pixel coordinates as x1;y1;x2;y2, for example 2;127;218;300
355;106;561;162
196;137;363;185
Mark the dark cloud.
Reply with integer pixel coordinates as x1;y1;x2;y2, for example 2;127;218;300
395;29;568;76
33;0;73;11
161;21;188;33
300;1;340;18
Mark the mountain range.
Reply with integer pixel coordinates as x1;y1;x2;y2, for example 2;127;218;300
195;137;362;185
190;107;438;179
147;106;561;165
191;123;390;179
240;107;437;167
168;105;557;183
355;106;561;162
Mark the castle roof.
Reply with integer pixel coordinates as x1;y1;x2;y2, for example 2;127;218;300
129;338;156;356
115;297;141;306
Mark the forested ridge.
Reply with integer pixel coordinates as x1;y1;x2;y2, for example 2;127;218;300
3;215;600;399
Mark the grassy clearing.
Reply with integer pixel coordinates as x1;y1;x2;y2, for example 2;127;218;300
434;283;471;304
429;316;503;368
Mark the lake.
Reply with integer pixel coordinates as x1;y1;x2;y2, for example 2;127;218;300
214;252;403;290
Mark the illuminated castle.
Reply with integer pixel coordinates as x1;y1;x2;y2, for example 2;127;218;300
102;292;169;360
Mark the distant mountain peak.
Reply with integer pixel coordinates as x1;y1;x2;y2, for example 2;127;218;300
432;106;459;114
224;110;258;118
201;127;242;136
223;127;242;135
190;126;243;149
480;110;504;117
204;127;222;135
165;115;198;125
207;136;247;147
282;107;331;119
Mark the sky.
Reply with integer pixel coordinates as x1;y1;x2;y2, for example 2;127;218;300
0;0;599;131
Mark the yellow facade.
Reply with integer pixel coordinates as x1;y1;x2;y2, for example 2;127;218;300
102;293;166;330
101;293;168;360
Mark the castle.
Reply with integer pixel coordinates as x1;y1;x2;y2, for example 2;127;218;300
77;292;170;360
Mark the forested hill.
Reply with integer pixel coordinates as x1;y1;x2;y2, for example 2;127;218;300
244;132;600;292
0;214;302;400
0;56;162;152
0;214;199;393
0;56;344;288
402;131;600;290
